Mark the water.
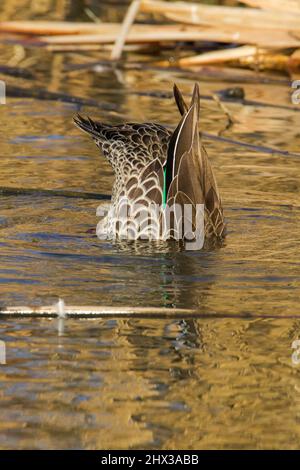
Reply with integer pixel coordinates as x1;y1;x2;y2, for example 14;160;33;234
0;0;300;450
1;317;300;449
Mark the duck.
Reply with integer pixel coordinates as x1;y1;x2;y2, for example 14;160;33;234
74;83;225;249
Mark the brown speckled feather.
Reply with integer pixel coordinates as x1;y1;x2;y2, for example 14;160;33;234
73;82;225;244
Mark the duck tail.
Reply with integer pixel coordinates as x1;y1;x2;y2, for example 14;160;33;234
73;114;105;140
168;83;225;238
166;84;202;204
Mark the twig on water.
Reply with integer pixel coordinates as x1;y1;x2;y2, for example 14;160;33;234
1;304;300;319
212;92;238;131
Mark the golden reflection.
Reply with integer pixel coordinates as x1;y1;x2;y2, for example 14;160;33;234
0;0;300;451
1;317;300;449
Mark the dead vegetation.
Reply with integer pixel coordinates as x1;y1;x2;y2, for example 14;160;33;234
0;0;299;76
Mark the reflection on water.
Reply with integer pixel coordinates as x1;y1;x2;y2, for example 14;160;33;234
1;317;300;449
0;0;300;450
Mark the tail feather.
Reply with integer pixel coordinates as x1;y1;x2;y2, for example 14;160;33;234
173;82;200;119
73;114;107;140
170;83;225;238
173;83;188;116
165;103;197;199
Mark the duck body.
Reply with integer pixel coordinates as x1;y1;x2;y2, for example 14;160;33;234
74;84;226;248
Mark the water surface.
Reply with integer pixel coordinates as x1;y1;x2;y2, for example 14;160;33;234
0;0;300;450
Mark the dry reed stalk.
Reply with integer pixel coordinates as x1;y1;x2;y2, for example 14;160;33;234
140;0;300;31
176;46;299;73
237;52;297;72
0;21;116;35
46;44;149;52
110;0;142;60
1;21;300;48
177;45;260;67
239;0;300;14
38;26;300;49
